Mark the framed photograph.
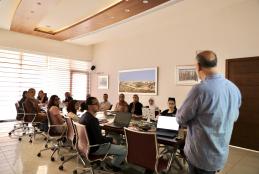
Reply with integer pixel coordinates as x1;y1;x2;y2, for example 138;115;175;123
98;75;109;89
176;65;199;85
118;67;157;95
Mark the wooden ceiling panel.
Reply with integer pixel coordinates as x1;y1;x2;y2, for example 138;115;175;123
10;0;170;41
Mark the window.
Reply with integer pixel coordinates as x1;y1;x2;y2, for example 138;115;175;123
0;49;91;121
71;71;89;100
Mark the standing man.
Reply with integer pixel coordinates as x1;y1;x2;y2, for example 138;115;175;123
176;50;241;174
99;93;112;111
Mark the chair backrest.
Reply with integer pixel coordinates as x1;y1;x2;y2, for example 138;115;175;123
22;102;35;122
73;122;90;158
64;116;75;144
15;102;24;120
48;107;65;136
124;128;158;171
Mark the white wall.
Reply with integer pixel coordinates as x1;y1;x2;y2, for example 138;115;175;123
90;0;259;110
0;29;93;60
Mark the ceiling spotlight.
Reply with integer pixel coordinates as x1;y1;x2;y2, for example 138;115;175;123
124;9;130;13
142;0;149;3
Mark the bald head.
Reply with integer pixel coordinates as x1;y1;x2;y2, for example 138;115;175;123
196;50;217;68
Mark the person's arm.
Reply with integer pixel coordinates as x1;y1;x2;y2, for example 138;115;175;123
90;118;112;144
176;85;200;125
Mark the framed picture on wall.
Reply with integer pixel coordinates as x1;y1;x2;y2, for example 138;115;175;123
176;65;199;85
98;75;109;89
118;67;157;95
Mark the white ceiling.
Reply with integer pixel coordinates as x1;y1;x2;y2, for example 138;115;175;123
0;0;20;30
37;0;121;32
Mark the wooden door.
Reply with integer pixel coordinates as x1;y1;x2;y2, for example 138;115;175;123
226;57;259;151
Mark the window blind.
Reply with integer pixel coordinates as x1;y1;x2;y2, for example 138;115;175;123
0;49;91;121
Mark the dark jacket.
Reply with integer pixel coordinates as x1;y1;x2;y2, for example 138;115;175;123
161;108;177;117
128;102;143;116
79;112;112;153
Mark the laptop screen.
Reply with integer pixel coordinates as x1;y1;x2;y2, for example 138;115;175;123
157;116;179;131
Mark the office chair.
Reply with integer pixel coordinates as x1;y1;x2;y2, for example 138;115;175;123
22;103;48;143
58;116;78;170
72;122;111;174
37;111;67;161
8;102;29;140
124;128;173;174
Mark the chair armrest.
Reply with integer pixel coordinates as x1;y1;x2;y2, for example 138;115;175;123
89;142;110;148
49;124;66;127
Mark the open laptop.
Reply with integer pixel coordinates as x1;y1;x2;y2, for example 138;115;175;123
142;108;156;121
107;112;132;128
156;116;179;139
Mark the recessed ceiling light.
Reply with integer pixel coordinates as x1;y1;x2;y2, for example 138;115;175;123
124;9;130;13
142;0;149;3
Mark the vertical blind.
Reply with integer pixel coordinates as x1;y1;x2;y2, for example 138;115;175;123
0;49;91;121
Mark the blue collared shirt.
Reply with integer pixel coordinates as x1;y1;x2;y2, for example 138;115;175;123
176;74;241;171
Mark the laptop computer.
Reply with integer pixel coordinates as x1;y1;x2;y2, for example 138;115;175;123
156;116;179;139
107;112;132;128
142;108;156;121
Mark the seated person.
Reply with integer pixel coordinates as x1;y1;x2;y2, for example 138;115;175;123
99;93;112;111
23;88;47;122
114;94;128;112
66;100;80;122
128;94;143;116
18;90;27;109
80;101;87;112
79;97;127;171
48;95;66;134
17;90;27;120
147;98;160;116
161;97;177;116
63;92;73;105
37;90;48;104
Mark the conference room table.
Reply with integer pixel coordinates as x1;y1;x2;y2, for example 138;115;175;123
99;113;186;170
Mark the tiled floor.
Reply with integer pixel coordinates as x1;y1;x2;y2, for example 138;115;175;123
1;122;259;174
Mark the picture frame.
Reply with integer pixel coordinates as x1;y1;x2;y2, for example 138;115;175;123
175;65;199;85
118;67;157;95
98;75;109;89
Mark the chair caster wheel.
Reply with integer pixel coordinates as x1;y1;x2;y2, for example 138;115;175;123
51;157;55;161
73;170;77;174
37;153;41;157
59;165;63;170
45;144;48;148
60;156;65;161
8;132;11;136
18;137;22;141
29;140;32;143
